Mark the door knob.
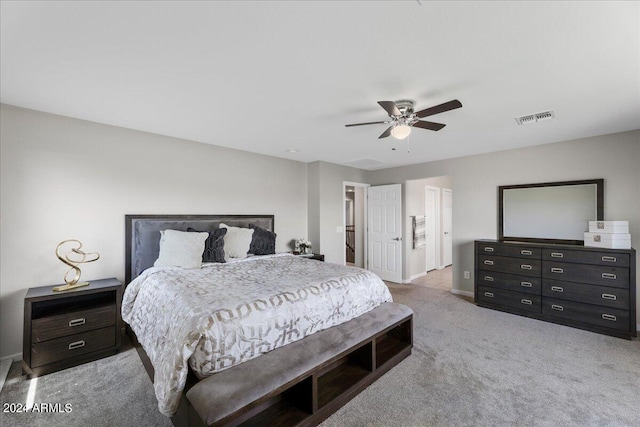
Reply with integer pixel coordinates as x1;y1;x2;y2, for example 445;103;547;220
392;237;402;241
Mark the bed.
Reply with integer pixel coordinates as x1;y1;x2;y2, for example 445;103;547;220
123;214;413;427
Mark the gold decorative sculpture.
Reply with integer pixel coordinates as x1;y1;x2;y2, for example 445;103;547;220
53;240;100;292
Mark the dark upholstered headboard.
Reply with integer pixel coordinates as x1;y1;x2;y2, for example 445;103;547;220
125;214;275;285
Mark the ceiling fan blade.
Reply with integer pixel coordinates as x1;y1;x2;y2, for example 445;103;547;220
378;126;393;139
415;99;462;118
378;101;401;116
411;120;446;131
345;121;388;127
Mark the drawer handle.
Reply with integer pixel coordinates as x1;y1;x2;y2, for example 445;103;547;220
550;267;564;274
521;281;533;288
484;247;494;252
520;250;533;256
68;340;86;350
484;276;494;282
521;299;532;305
601;256;617;263
551;304;564;311
483;260;494;265
550;252;564;258
601;314;617;322
68;318;86;327
520;264;532;270
484;292;494;298
601;273;617;280
601;293;617;301
551;286;564;292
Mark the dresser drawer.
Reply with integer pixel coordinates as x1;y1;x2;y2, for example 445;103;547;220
477;270;541;295
478;255;541;277
542;261;629;288
542;298;629;331
477;242;541;259
31;326;116;368
542;249;629;268
477;286;541;313
542;280;630;310
31;304;116;343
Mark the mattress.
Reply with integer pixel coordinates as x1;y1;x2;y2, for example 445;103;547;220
121;254;392;416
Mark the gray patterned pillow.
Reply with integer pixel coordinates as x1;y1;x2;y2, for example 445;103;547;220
248;224;276;255
187;227;227;263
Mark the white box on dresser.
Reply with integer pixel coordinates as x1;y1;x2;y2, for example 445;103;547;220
584;232;631;249
588;221;629;234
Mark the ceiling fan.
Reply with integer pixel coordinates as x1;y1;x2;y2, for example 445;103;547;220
345;99;462;139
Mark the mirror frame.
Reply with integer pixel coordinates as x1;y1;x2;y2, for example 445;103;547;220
498;179;604;245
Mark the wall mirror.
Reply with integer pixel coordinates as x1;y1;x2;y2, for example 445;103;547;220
499;179;603;245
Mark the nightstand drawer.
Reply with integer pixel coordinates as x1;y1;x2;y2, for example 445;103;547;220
32;304;116;342
31;326;116;368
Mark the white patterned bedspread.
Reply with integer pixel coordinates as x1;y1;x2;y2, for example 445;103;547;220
121;254;392;416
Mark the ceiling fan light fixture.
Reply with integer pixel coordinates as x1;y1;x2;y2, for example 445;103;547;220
391;124;411;140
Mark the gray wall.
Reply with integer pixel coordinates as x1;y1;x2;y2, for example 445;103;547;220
367;131;640;317
0;104;309;358
306;161;367;264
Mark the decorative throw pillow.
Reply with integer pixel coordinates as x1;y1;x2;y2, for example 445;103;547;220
187;227;227;263
248;224;276;255
219;223;254;259
153;229;208;269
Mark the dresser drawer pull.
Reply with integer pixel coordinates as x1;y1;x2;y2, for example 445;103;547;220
521;299;532;305
520;264;532;270
483;260;494;265
68;318;86;327
601;314;617;322
483;247;494;252
601;293;617;301
483;276;494;282
550;252;564;258
520;250;533;256
484;292;494;298
68;340;86;350
550;267;564;274
601;256;617;263
521;281;533;288
601;273;617;280
551;286;564;292
551;304;564;311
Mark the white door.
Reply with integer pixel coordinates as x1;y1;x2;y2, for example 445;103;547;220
442;189;453;266
425;187;438;271
367;184;402;283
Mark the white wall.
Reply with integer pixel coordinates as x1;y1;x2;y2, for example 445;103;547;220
0;104;309;359
368;131;640;314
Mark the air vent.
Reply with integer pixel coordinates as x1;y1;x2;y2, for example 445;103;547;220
343;158;385;169
515;110;555;125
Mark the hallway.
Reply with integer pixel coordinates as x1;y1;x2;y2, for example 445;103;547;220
411;266;452;291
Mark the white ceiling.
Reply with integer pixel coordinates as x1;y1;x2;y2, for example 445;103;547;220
2;1;639;170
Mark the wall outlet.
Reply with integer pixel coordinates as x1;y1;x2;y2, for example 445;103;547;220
464;271;470;279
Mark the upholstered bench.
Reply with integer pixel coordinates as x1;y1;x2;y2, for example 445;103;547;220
179;302;413;427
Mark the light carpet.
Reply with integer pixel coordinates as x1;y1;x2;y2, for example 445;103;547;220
1;283;638;426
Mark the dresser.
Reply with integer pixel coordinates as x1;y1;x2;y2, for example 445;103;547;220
23;278;123;377
474;240;636;339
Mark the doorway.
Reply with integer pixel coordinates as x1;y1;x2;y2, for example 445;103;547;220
343;182;369;268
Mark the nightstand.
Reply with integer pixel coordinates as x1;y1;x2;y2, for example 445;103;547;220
23;277;123;378
298;253;325;262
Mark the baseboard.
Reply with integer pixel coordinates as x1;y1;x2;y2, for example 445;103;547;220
0;352;21;363
451;289;474;298
0;359;12;393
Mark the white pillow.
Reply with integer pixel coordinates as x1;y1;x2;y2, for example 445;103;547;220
154;229;208;269
219;223;254;259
